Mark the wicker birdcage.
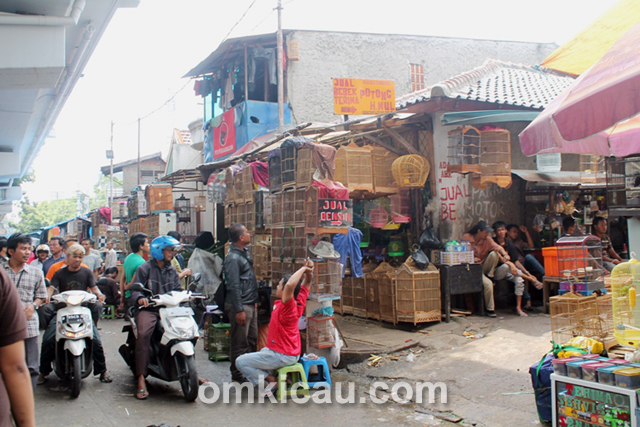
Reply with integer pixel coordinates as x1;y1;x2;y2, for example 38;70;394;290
309;259;342;301
245;202;256;232
352;277;367;318
254;191;266;229
390;188;411;224
550;293;607;343
375;262;397;324
281;144;296;190
334;142;374;192
226;204;237;228
296;146;315;189
479;128;511;188
395;259;441;325
271;192;284;227
392;154;430;188
253;243;271;281
268;152;282;193
270;258;306;291
241;166;255;203
371;147;399;194
369;206;389;228
225;168;235;204
236;203;246;228
271;226;307;261
282;189;306;226
340;275;354;315
233;171;243;204
447;126;481;174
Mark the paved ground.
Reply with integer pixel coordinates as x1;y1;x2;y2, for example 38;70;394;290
34;306;551;427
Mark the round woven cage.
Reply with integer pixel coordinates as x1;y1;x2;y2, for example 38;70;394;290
369;206;389;229
391;155;430;188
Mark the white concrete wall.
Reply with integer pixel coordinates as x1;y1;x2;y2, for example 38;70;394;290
286;31;557;123
171;144;203;172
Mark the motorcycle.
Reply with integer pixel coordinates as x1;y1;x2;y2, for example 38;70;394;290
51;290;97;398
119;282;202;402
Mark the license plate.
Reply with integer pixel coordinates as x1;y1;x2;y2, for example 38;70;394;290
166;307;194;317
64;314;84;324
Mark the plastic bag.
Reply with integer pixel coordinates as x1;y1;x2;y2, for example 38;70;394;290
187;248;223;300
419;226;443;250
329;326;343;368
532;214;546;232
410;245;430;270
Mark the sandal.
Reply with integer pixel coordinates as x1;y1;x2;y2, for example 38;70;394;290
198;377;209;386
135;387;148;400
516;310;529;317
99;372;113;383
534;281;544;290
37;374;49;385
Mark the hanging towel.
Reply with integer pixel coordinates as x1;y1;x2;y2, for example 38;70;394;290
333;227;363;278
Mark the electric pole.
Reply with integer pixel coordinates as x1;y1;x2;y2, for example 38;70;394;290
276;0;284;133
109;120;114;208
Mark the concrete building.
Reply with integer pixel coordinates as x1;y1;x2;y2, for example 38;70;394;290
100;152;166;195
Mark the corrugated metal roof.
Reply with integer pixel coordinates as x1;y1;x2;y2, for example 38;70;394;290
396;59;575;110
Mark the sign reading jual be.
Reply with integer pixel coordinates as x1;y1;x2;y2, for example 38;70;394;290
318;199;353;227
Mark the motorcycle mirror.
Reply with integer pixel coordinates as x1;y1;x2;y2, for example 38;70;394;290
192;272;202;283
129;283;147;293
45;278;51;287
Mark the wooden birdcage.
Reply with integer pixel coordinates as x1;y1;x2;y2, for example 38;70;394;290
340;275;354;315
236;202;246;228
375;262;397;324
271;192;284;227
227;204;237;228
304;185;351;235
309;259;342;301
296;146;315;189
550;293;606;343
145;183;173;213
282;189;306;226
334;143;374;192
447;126;481;174
392;154;430;188
369;206;388;228
390;188;411;224
241;166;255;203
308;316;336;349
263;193;273;228
352;277;367;318
268;152;282;193
245;202;256;232
271;226;307;260
365;272;380;321
253;242;271;281
270;258;305;291
580;154;606;184
371;147;399;194
479;128;511;188
225;168;235;204
395;259;441;325
281;144;296;190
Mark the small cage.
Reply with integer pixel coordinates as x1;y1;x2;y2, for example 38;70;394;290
254;191;266;229
354;221;370;248
556;235;605;295
352;277;367;318
253;243;271;281
145;183;173;213
271;226;307;260
307;316;336;349
369;206;389;228
282;189;306;226
227;204;237;228
175;194;191;223
549;293;604;344
580;155;606;184
245;202;256;232
395;258;441;325
479;128;511;189
233;171;243;204
271;193;284;227
308;259;342;301
365;272;380;321
392;155;430;188
605;156;640;209
128;188;148;219
375;262;397;324
268;151;282;193
334;143;374;192
304;185;351;233
296;146;315;189
263;193;273;228
611;260;640;347
207;323;231;361
340;276;354;315
236;203;246;228
389;188;411;223
270;258;306;291
536;152;562;173
225;168;235;204
241;166;255;203
447;126;481;174
371;147;399;194
281;144;296;190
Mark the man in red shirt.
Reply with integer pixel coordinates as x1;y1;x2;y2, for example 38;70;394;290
235;260;313;392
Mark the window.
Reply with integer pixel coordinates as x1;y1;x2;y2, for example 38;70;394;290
141;170;163;185
410;63;425;92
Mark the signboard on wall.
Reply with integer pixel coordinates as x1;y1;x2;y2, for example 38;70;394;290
213;108;236;159
332;78;395;115
555;379;632;426
318;199;353;227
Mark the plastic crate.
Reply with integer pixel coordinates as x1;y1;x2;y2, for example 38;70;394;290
208;323;231;361
440;251;474;265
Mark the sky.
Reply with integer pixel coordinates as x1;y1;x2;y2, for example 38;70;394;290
20;0;621;204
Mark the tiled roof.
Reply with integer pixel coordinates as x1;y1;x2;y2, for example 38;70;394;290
396;59;575;110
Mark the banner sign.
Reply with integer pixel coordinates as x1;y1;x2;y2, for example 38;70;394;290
332;78;396;115
318;199;353;227
555;380;631;426
213;108;236;159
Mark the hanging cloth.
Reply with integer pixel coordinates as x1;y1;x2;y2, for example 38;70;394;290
333;227;363;278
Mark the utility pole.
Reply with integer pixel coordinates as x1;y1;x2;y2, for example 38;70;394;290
276;0;284;133
109;120;114;208
137;117;141;186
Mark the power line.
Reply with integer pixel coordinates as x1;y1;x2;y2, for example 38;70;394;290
252;0;296;32
115;80;191;126
220;0;258;46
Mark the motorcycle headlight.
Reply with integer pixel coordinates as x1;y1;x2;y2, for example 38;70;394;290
170;324;197;340
66;294;84;306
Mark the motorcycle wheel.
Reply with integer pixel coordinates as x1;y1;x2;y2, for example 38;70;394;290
176;353;198;402
70;354;82;398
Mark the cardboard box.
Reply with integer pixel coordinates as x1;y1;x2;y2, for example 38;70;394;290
430;250;442;265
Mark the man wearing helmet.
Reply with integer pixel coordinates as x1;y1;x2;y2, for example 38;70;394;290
30;244;50;271
129;235;181;400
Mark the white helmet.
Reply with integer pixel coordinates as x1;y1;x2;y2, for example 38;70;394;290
35;244;50;254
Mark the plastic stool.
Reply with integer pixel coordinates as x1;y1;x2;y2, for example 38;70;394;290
102;304;116;320
276;363;309;400
301;356;331;389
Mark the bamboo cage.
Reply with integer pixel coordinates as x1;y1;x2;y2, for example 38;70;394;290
375;262;397;324
268;152;282;193
241;166;255;203
395;259;441;325
334;143;374;192
282;189;306;226
253;243;271;281
580;154;606;184
308;260;342;301
308;316;336;349
244;202;256;232
390;188;411;223
478;128;511;188
371;147;399;194
281;144;296;190
263;193;273;229
296;146;315;189
392;154;430;188
236;203;246;228
270;258;306;291
352;277;367;318
549;293;606;344
447;126;481;174
233;171;243;204
340;275;354;315
224;204;232;228
271;226;307;260
271;193;284;227
225;168;235;204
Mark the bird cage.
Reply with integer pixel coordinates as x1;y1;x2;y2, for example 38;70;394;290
365;271;380;321
236;203;246;228
253;243;271;281
270;258;306;291
374;262;397;324
354;221;370;248
226;204;237;228
447;126;481;174
174;194;191;223
369;206;388;228
352;277;367;318
580;155;606;184
145;183;173;213
254;191;266;229
271;192;284;227
334;142;374;192
271;226;307;260
268;150;282;193
391;154;430;188
611;259;640;347
389;188;411;223
605;156;640;209
244;202;256;232
479;128;512;188
340;274;354;315
241;166;255;203
296;146;315;189
308;259;342;301
371;147;399;194
549;293;602;344
263;193;273;228
225;168;235;204
556;235;606;296
282;189;306;226
388;236;405;257
395;258;441;325
307;316;336;349
281;144;296;190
